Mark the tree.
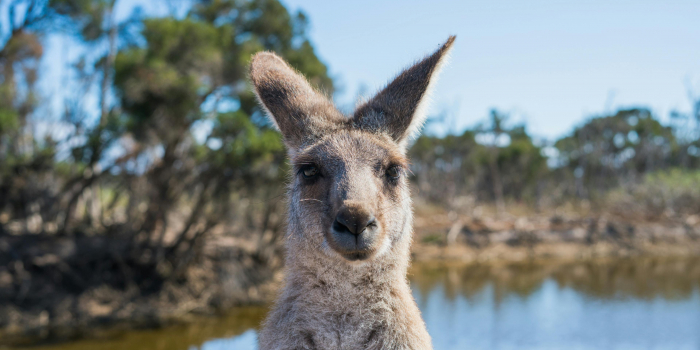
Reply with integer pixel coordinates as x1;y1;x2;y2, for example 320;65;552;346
107;0;334;266
0;0;334;280
555;108;677;199
409;109;546;211
478;110;508;215
0;0;49;160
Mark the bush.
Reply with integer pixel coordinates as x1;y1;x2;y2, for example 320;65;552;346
607;169;700;220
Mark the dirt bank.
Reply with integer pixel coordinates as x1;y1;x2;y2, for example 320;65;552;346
2;210;699;345
412;210;700;262
0;234;281;345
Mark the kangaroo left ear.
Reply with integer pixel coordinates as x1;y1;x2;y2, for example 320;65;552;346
352;36;455;148
250;51;345;151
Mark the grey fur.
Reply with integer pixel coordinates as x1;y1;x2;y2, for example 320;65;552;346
250;36;455;350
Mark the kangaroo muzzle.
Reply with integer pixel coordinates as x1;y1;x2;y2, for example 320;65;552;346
327;204;381;261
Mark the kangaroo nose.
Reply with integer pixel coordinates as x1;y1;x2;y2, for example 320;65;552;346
333;206;375;236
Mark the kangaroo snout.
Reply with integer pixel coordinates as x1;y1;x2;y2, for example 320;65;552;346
333;206;376;235
328;204;380;261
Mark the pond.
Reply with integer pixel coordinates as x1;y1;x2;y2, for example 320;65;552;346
9;257;700;350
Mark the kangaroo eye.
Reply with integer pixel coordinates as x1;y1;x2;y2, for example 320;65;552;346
301;165;318;179
386;166;401;179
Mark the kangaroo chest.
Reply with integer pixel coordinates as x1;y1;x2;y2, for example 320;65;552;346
289;294;395;350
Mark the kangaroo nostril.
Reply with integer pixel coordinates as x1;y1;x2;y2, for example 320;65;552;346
357;216;376;234
366;216;377;228
333;218;351;234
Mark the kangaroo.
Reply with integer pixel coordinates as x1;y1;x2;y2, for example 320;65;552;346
250;36;455;350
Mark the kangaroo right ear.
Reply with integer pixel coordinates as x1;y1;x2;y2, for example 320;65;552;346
352;36;455;149
249;52;344;150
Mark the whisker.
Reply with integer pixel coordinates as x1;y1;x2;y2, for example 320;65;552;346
300;198;324;204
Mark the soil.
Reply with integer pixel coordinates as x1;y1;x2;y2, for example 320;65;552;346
411;210;700;262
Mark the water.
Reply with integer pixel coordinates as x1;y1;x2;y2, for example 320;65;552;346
9;258;700;350
413;262;700;350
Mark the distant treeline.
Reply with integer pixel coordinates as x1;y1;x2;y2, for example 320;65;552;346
411;107;700;218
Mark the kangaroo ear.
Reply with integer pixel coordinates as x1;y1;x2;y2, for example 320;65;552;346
250;52;344;150
352;36;455;148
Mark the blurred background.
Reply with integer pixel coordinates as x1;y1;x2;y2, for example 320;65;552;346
1;0;699;349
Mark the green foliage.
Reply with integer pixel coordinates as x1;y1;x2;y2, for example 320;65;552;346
554;108;679;199
207;110;285;168
409;111;547;206
192;0;333;93
408;107;699;211
0;22;43;169
114;17;237;139
0;108;19;135
0;0;329;250
607;169;700;219
409;130;478;203
421;233;446;245
490;124;547;200
647;169;700;193
49;0;113;40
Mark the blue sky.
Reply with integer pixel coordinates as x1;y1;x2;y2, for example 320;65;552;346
33;0;700;140
280;0;700;138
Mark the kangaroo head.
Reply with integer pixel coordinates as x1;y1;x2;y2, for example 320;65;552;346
250;37;454;263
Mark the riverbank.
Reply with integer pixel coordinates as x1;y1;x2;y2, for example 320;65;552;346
0;234;281;346
5;256;700;350
2;209;699;346
412;207;700;262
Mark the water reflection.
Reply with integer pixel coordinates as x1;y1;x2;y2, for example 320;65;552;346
411;257;700;302
9;307;266;350
8;257;700;350
412;258;700;350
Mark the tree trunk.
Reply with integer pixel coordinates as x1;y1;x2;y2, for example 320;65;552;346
99;0;117;126
489;148;505;217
